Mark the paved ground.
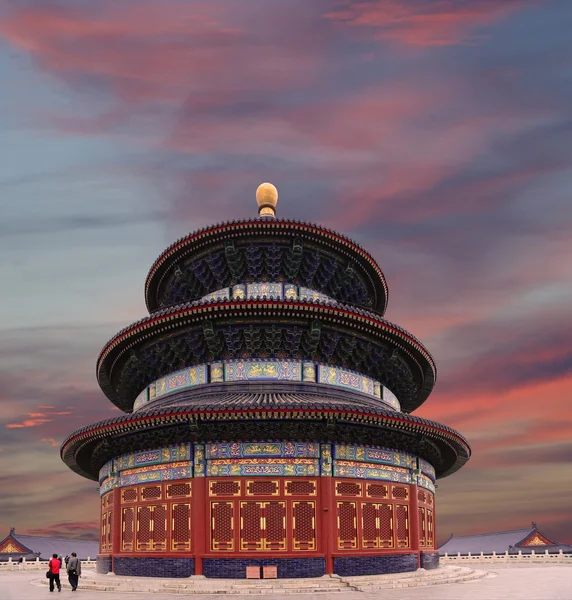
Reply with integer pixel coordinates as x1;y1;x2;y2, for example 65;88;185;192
0;565;571;600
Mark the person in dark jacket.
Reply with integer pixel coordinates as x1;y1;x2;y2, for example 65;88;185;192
48;553;61;592
66;552;81;592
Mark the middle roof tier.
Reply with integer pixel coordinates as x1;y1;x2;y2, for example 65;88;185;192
98;297;436;413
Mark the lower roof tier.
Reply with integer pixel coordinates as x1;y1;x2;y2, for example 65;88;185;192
61;383;470;482
97;299;436;413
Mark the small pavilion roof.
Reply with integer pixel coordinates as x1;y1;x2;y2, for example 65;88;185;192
0;528;98;560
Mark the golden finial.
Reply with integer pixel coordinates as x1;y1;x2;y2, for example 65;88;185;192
256;182;278;217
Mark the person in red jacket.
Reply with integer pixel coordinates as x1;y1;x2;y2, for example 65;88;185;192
48;553;61;592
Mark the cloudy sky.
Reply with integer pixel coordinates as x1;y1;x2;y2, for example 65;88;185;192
0;0;571;545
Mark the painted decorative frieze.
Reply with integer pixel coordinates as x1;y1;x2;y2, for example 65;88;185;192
207;458;320;477
418;458;436;482
119;463;191;487
99;474;118;496
334;460;411;483
224;360;302;382
206;442;320;459
115;443;191;471
247;282;282;298
135;361;400;412
334;444;415;469
383;387;401;411
416;473;436;493
318;365;375;396
320;443;333;476
194;443;206;477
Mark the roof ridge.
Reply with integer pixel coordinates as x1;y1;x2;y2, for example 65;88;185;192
450;527;533;539
17;533;97;542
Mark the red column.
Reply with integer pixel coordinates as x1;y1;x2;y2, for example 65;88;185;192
193;477;207;575
432;492;437;551
321;477;336;574
111;487;122;572
409;484;420;568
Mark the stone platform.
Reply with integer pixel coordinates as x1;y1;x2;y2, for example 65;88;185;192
2;565;571;599
32;566;487;594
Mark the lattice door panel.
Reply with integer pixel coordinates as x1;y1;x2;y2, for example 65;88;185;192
337;501;358;549
292;501;316;550
378;503;394;548
418;507;427;547
105;511;113;552
171;503;191;551
136;506;153;551
211;501;234;551
361;503;380;549
152;505;167;551
427;509;434;547
395;504;409;548
121;507;135;552
264;501;286;551
240;501;263;551
100;510;108;553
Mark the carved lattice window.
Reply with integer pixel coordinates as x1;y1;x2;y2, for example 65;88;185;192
366;483;388;498
210;481;240;496
141;486;162;501
167;482;191;498
335;481;362;497
246;480;279;496
285;480;316;496
392;486;409;500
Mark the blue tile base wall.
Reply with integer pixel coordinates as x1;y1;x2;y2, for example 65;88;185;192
334;554;417;576
113;557;194;578
96;555;112;574
420;552;439;570
202;558;325;579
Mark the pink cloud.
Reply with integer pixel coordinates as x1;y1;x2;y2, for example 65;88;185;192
326;0;533;47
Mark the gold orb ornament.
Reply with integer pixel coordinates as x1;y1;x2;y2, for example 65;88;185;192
256;182;278;217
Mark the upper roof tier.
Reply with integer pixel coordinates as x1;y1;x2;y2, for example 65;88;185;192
145;218;389;314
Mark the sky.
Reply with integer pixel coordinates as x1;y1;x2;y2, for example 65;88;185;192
0;0;571;546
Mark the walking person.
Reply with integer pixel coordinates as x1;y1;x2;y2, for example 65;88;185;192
17;556;23;570
48;553;62;592
66;552;81;592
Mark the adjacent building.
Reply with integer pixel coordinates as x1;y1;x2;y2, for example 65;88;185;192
0;528;98;561
439;523;572;555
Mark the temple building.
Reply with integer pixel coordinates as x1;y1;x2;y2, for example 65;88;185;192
439;523;572;555
61;184;470;578
0;528;98;561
